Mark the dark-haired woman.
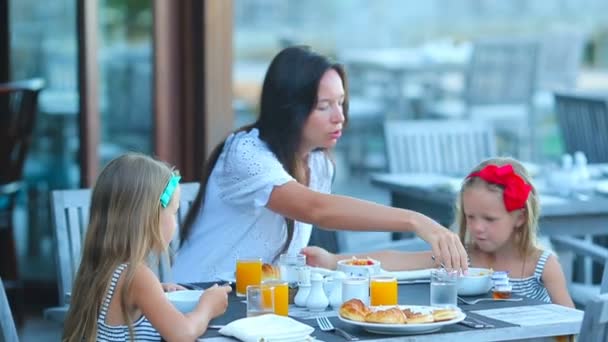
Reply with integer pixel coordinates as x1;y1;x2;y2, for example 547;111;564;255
172;46;467;282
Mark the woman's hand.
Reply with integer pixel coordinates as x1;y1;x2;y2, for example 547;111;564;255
197;284;231;319
413;216;468;272
300;246;339;270
162;283;187;292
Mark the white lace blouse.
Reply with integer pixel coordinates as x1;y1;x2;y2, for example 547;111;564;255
172;129;334;282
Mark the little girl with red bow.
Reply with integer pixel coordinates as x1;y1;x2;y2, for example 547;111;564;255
302;157;574;307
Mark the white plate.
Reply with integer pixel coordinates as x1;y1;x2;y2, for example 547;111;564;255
166;290;204;313
338;305;466;335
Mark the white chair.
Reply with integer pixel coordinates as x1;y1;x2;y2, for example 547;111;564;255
1;278;19;342
44;182;200;323
427;38;538;159
551;236;608;307
578;293;608;342
384;119;497;175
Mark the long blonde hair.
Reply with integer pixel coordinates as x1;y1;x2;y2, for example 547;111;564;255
63;153;175;342
456;157;540;257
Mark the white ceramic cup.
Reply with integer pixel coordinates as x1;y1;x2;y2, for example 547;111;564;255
341;276;369;306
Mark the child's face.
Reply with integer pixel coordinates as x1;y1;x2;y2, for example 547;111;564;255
300;68;345;154
160;185;181;247
462;184;525;253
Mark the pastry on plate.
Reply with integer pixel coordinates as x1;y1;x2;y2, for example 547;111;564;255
262;263;280;280
365;307;406;324
339;299;371;322
432;308;459;322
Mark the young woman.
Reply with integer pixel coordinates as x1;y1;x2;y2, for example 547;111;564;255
173;46;467;283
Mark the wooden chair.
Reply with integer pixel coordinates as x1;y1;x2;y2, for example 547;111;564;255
554;92;608;163
578;293;608;342
551;236;608;307
0;78;45;327
384;119;497;175
44;182;200;323
0;277;19;342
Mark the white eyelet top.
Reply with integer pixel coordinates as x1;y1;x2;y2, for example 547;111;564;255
173;129;334;282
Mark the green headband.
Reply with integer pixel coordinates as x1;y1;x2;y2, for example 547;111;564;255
160;174;181;208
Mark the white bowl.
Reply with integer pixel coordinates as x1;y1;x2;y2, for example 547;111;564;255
336;258;381;277
457;268;492;296
166;290;204;313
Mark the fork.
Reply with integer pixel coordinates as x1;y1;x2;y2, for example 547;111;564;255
316;316;359;341
458;296;523;305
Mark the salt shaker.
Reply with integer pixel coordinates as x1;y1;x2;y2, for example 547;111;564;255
306;273;329;311
294;283;311;307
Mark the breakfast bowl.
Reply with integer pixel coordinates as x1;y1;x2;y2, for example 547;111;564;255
166;290;204;313
457;268;492;296
337;258;382;277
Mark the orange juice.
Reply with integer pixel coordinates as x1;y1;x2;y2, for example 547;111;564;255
236;259;262;296
370;276;398;306
263;280;289;316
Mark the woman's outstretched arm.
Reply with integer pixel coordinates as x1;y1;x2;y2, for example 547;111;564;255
268;181;467;271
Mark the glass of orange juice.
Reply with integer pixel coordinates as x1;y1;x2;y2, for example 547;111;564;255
370;275;398;306
236;258;262;297
262;280;289;316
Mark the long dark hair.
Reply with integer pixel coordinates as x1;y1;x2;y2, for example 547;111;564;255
180;46;349;258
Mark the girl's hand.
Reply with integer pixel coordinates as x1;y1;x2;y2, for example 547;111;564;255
414;217;468;272
198;284;231;319
300;246;338;269
162;283;187;292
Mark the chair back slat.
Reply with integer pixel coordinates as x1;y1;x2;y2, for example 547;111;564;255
579;293;608;342
555;92;608;163
0;277;19;342
50;182;200;306
384;120;497;175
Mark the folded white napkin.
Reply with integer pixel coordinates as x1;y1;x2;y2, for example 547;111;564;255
218;314;315;342
380;268;432;281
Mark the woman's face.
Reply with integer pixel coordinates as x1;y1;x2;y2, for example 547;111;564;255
462;184;525;253
300;68;345;154
159;185;180;247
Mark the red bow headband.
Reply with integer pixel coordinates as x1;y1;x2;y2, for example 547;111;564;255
467;164;532;212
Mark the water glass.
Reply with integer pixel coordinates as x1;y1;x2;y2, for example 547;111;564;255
262;279;289;316
342;276;369;306
370;275;398;306
430;269;458;308
246;285;274;317
278;253;306;284
236;258;262;297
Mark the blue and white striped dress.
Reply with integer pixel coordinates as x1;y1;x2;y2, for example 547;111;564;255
510;250;552;303
97;263;161;341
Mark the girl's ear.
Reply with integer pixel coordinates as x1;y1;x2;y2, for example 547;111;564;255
514;208;527;229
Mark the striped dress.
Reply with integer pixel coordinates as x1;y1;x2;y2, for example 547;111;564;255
510;250;552;303
97;264;161;341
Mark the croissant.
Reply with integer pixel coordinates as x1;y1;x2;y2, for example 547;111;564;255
262;263;280;280
432;308;459;322
364;307;406;324
339;299;371;322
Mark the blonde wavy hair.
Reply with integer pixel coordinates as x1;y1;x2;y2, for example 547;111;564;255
456;157;540;257
62;153;175;342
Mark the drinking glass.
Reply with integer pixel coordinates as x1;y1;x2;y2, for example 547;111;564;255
246;285;274;317
236;258;262;297
278;253;306;284
430;269;458;308
262;279;289;316
370;275;398;306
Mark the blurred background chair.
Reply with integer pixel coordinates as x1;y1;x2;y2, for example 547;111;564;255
551;235;608;307
578;292;608;342
384;119;496;175
554;92;608;163
0;78;45;327
1;277;19;342
426;38;538;159
44;182;200;323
